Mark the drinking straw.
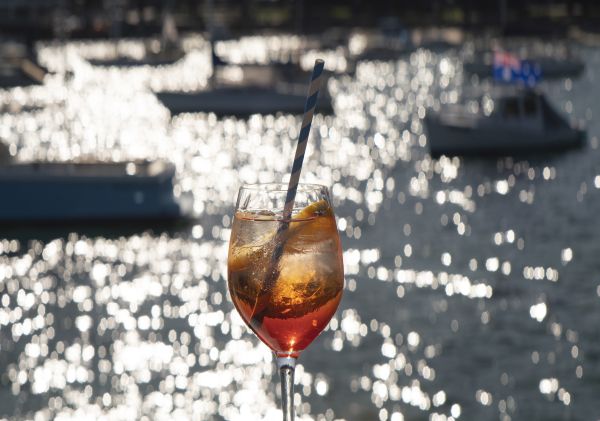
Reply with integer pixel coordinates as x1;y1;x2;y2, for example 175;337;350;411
251;59;325;321
281;59;325;220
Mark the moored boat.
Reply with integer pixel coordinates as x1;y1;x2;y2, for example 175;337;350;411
156;85;332;117
425;88;585;156
155;45;332;117
0;158;181;222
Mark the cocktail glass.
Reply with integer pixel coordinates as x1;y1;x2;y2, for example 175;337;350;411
228;183;344;421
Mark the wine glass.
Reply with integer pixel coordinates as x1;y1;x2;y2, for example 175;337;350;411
228;183;344;421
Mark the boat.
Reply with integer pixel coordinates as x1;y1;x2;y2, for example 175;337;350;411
156;85;332;117
155;44;333;117
0;151;182;222
425;88;585;156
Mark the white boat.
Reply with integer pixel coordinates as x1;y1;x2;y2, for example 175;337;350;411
425;88;585;156
0;152;181;222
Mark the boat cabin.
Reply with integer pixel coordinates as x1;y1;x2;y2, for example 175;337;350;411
493;89;569;132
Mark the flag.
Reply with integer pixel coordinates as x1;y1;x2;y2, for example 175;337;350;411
493;50;542;86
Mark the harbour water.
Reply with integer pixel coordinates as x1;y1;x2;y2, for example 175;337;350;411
1;35;600;420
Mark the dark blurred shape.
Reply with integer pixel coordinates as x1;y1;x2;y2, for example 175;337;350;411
0;40;47;88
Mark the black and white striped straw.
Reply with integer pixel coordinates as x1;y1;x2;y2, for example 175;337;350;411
281;58;325;220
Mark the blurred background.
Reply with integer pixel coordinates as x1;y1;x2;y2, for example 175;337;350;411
1;1;600;420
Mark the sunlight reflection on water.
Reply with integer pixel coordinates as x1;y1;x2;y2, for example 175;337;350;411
0;34;599;420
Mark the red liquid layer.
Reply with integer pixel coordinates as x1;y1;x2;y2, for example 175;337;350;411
234;293;341;357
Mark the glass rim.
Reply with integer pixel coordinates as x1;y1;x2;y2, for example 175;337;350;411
239;182;330;192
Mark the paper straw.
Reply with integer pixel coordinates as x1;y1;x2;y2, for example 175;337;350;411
280;58;325;221
251;59;325;321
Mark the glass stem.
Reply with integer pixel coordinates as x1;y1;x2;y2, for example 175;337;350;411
277;356;296;421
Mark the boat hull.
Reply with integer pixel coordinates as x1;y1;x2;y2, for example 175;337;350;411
156;86;333;117
0;162;181;222
87;50;186;68
425;114;585;157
